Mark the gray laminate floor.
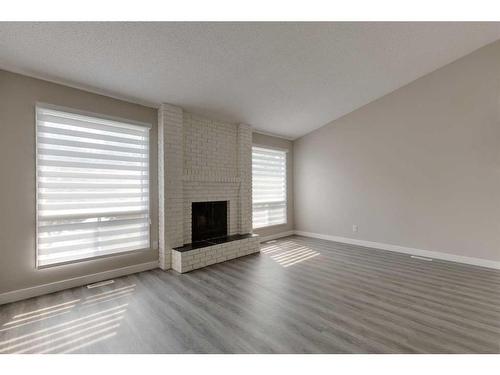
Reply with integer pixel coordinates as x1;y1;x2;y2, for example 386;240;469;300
1;235;499;353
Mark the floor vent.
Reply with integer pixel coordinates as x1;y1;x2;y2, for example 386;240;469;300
87;280;114;289
411;255;433;262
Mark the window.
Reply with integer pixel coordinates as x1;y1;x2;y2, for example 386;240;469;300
36;104;151;267
252;146;287;229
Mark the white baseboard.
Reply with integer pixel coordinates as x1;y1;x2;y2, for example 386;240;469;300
3;231;497;305
0;261;159;305
294;230;500;270
259;230;295;243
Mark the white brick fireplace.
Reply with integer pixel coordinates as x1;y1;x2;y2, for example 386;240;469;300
158;104;257;271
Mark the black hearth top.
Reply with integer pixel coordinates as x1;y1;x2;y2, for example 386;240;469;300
173;233;259;252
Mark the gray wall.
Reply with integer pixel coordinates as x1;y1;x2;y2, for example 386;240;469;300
294;40;500;262
0;70;159;294
252;132;294;238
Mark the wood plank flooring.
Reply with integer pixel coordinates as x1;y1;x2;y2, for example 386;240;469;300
1;235;499;353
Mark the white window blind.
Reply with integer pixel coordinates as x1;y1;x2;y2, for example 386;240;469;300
252;146;287;229
36;105;151;267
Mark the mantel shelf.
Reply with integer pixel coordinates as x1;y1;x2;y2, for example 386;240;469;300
182;174;241;183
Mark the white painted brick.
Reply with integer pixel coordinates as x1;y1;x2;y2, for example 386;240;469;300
174;235;260;272
158;104;259;273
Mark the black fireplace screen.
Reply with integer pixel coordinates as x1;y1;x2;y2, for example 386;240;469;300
191;201;228;242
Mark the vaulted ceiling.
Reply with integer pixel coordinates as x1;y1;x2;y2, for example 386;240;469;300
0;22;499;138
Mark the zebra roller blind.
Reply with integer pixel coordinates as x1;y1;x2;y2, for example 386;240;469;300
36;105;151;267
252;146;287;229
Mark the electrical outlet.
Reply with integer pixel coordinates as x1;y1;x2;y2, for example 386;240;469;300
352;224;358;233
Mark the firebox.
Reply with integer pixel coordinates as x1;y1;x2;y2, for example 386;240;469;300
191;201;228;243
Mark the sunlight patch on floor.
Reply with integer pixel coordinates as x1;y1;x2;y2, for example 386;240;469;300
0;283;136;353
261;240;320;267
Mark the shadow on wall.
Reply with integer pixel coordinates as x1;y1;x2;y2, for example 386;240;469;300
0;283;136;353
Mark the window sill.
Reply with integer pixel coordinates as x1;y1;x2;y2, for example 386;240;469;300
253;222;288;230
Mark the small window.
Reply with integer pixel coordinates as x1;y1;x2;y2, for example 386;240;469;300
252;146;287;229
35;105;151;267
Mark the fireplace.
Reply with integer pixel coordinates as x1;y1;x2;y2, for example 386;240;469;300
191;201;228;243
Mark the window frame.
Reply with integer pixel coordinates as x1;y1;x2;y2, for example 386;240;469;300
35;102;153;269
252;144;288;229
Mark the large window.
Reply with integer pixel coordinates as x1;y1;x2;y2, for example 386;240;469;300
252;146;287;229
36;104;151;267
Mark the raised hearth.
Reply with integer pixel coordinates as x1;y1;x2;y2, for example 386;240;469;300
172;234;260;273
174;233;257;252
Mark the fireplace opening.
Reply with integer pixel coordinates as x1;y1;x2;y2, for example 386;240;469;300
192;201;228;243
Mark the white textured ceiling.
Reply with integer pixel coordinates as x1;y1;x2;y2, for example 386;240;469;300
0;22;499;139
